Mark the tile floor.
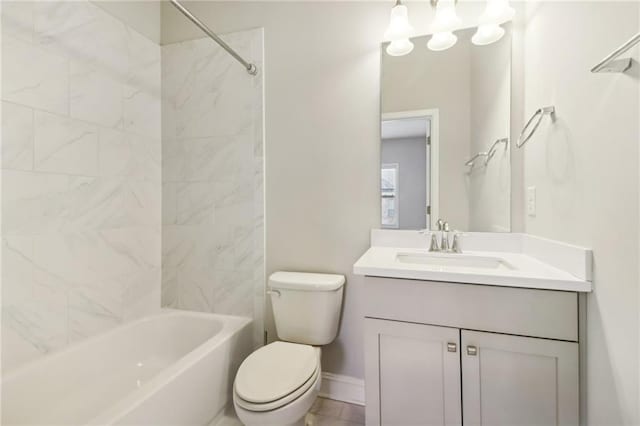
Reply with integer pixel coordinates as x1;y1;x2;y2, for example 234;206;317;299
213;397;365;426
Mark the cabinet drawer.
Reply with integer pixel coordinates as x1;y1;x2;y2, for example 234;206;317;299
364;276;578;341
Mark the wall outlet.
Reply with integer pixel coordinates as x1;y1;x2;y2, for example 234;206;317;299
527;186;536;217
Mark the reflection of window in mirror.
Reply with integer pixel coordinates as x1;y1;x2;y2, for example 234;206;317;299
381;164;399;228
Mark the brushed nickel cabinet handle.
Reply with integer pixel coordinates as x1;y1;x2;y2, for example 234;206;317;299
467;345;478;356
447;343;457;353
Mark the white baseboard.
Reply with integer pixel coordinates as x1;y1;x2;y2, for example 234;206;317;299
319;372;365;406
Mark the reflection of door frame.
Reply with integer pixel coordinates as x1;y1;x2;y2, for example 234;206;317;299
381;108;439;230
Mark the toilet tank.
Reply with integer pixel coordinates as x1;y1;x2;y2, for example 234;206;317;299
269;271;345;346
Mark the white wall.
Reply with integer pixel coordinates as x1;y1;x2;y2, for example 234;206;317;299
2;0;162;371
519;2;639;424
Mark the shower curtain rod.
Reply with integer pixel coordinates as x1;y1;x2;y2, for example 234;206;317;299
169;0;258;76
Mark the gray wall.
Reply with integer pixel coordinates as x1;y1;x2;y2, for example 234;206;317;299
381;137;427;229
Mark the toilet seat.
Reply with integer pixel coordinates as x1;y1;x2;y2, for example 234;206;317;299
234;342;320;412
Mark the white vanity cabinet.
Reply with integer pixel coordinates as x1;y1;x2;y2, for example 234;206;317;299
363;276;582;426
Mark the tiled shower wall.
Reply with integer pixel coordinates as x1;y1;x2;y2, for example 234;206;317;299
1;1;161;370
161;29;265;347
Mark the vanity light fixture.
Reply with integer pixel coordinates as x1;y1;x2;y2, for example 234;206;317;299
472;0;515;46
427;0;462;51
384;0;414;56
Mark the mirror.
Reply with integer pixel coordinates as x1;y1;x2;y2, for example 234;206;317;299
381;26;511;232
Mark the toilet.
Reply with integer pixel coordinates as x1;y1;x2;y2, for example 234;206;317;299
233;271;345;426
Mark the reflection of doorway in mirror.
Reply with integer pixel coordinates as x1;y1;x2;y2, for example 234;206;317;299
381;109;439;230
381;163;399;228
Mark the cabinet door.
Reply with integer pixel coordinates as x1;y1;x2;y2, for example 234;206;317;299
461;330;579;426
365;318;462;426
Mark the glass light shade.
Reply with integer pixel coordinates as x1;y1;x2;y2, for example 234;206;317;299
384;3;413;41
478;0;515;25
431;0;462;33
427;31;458;51
386;39;415;56
472;23;505;45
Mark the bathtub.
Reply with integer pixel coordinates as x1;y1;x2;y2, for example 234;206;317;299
2;310;253;425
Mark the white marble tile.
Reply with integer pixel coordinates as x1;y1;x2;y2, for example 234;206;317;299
2;101;34;170
2;0;34;43
98;128;160;180
161;266;179;308
64;178;160;231
211;269;253;316
34;110;99;175
70;60;124;128
2;236;35;305
68;284;123;343
162;182;178;226
161;30;264;342
122;268;161;321
162;138;186;182
1;323;43;372
1;170;75;236
124;26;161;139
2;284;68;355
34;0;128;77
178;264;215;313
2;35;68;115
177;182;216;225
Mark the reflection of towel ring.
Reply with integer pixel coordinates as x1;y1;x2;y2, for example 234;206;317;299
465;138;509;169
516;106;556;148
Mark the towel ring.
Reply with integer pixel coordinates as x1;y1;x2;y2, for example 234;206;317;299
516;106;555;148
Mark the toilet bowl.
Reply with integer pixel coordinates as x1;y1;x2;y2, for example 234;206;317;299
233;342;321;426
232;271;345;426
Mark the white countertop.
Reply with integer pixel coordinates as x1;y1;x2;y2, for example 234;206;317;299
353;230;593;293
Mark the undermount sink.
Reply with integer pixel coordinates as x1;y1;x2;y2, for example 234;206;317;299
396;252;515;271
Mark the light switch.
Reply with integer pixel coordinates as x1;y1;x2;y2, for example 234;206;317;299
527;186;536;217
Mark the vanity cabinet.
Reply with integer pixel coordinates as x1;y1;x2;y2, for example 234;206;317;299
363;277;582;426
461;330;579;426
364;319;462;426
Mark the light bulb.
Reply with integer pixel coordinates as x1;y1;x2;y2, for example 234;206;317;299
427;31;458;51
384;2;413;41
472;24;505;45
428;0;461;51
431;0;462;33
480;0;515;25
384;1;414;57
387;39;415;56
472;0;514;46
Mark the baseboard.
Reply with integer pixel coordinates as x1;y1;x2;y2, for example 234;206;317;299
319;372;365;406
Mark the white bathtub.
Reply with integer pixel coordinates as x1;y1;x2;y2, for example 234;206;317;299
1;310;253;426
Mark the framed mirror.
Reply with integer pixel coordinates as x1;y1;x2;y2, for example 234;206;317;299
381;26;511;232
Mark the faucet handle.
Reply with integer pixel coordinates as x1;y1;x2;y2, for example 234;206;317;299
451;231;464;253
429;233;440;252
436;218;445;231
443;222;450;232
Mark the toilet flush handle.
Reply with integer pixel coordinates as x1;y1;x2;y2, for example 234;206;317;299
266;289;281;297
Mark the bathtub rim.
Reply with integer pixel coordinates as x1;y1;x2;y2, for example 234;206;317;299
2;309;253;425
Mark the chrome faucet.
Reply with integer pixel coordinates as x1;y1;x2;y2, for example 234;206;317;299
425;219;463;253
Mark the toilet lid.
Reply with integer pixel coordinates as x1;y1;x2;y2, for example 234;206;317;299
235;342;319;404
